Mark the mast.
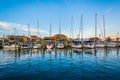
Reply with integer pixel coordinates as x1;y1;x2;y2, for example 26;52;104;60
81;14;83;46
79;17;80;41
59;18;61;35
28;24;30;42
14;27;16;36
71;16;74;40
103;15;106;45
79;26;80;41
37;19;40;38
117;33;119;47
14;27;17;49
59;18;61;40
95;13;97;38
50;22;52;42
94;13;97;48
50;22;52;37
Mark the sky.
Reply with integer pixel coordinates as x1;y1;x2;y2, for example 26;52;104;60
0;0;120;38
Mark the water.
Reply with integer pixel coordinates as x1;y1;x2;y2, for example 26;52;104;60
0;48;120;80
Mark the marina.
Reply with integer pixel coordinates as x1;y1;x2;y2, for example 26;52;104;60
0;0;120;80
0;13;120;80
0;31;120;50
0;13;120;50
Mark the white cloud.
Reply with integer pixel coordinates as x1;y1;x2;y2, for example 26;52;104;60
0;22;10;30
0;21;48;36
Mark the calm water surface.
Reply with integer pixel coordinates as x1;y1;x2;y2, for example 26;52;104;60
0;48;120;80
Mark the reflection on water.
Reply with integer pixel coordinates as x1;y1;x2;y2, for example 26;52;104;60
0;48;120;80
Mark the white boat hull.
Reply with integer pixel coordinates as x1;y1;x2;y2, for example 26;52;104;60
47;44;53;49
83;45;94;49
22;46;31;49
3;45;18;49
22;44;31;49
95;44;105;48
106;43;117;48
57;44;64;49
33;44;41;49
71;44;82;49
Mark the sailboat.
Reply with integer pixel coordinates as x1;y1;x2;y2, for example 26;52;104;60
3;28;19;50
32;20;41;49
56;19;64;49
75;15;94;49
93;14;105;48
102;15;117;48
22;42;31;49
46;22;53;49
106;42;117;48
47;42;53;49
71;40;82;49
3;42;19;49
57;43;64;49
32;41;41;49
71;16;82;49
83;40;94;49
95;42;105;48
22;24;31;49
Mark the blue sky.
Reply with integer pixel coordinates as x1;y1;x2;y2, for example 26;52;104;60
0;0;120;38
